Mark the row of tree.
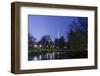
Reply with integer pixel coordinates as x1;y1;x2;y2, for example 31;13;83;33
28;34;67;49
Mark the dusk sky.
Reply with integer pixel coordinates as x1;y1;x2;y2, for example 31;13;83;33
28;15;78;42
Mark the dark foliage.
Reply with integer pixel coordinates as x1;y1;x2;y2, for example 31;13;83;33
67;17;88;49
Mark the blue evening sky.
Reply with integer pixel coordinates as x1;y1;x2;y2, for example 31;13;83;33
28;15;78;42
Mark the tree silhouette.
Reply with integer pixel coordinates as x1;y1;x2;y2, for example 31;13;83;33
54;38;59;48
59;36;66;49
39;35;53;48
54;36;66;49
67;17;88;49
28;33;36;48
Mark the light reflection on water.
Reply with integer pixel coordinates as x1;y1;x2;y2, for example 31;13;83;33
28;50;88;61
29;52;67;61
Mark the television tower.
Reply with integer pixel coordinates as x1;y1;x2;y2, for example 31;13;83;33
57;30;60;39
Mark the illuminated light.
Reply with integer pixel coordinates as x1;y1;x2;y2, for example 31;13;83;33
39;45;42;48
34;44;37;47
64;46;67;48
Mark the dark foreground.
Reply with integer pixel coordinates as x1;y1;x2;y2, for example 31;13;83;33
28;49;88;61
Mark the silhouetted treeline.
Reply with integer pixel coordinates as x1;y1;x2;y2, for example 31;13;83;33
28;34;67;49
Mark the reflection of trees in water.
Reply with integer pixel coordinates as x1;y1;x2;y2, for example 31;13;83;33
28;50;88;61
29;52;65;60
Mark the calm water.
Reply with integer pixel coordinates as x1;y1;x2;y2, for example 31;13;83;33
28;52;68;60
28;50;88;61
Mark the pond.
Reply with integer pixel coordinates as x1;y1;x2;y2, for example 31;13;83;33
28;52;69;60
28;50;88;61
